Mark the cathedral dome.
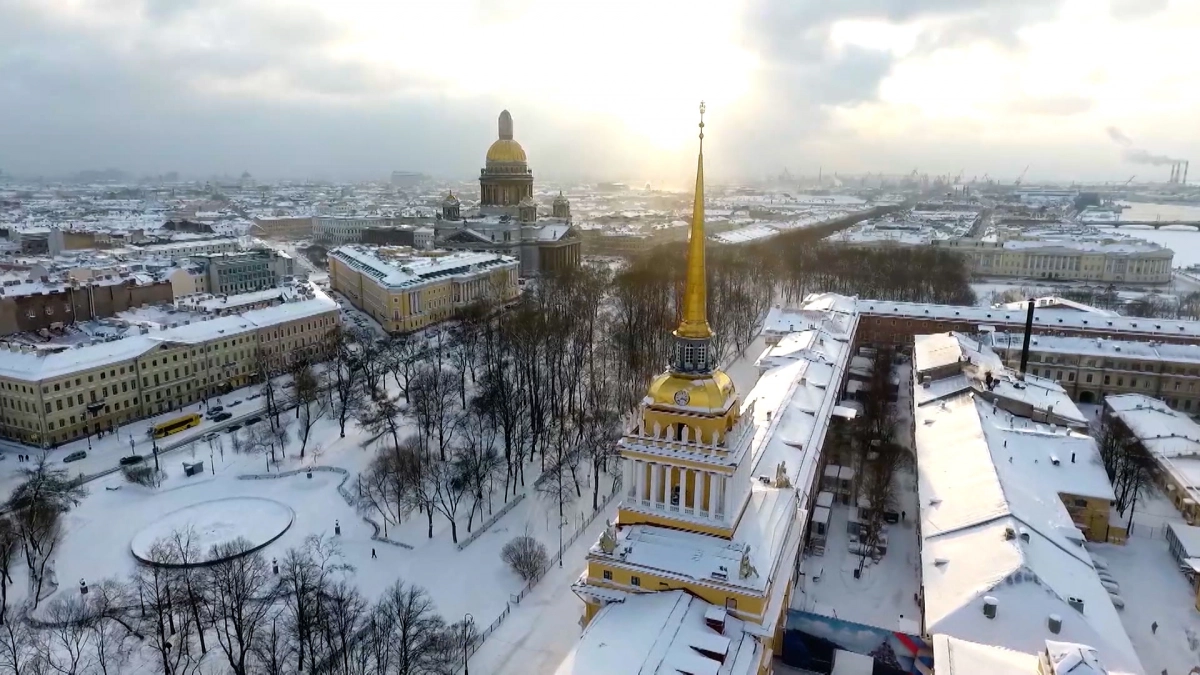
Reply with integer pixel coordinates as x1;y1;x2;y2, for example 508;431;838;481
553;190;569;205
486;139;527;164
442;191;460;207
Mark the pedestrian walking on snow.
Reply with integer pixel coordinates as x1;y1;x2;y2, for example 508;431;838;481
371;548;377;559
1152;621;1159;635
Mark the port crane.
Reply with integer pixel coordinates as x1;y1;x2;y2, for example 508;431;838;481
1014;165;1030;186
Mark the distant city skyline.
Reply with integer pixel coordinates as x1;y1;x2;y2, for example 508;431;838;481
1;0;1197;184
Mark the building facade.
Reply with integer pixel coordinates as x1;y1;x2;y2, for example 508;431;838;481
136;237;241;257
0;292;339;447
314;216;401;246
251;216;314;240
199;250;291;295
933;238;1173;284
989;332;1200;413
328;245;519;333
0;275;176;336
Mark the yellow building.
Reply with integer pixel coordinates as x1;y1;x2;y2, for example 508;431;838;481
564;105;841;675
327;246;519;333
0;291;339;448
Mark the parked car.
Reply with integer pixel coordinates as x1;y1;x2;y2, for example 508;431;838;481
212;412;233;422
245;416;262;425
63;451;87;463
230;400;243;406
225;424;243;434
118;455;144;466
208;406;225;415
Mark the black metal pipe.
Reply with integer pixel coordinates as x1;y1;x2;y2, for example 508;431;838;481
1019;298;1035;376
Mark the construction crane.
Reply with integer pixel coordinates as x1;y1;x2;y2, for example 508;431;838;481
1014;165;1030;186
1123;175;1136;187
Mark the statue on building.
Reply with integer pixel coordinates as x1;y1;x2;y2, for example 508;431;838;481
739;545;759;580
598;520;618;555
775;461;791;488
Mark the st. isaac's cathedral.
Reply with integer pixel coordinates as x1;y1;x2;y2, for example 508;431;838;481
434;110;581;276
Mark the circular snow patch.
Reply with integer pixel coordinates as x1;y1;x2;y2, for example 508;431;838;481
130;497;294;567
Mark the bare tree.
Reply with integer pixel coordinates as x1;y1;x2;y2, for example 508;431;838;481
357;393;407;453
429;450;470;544
280;534;353;672
501;535;548;581
164;528;209;656
395;439;440;540
37;595;95;675
327;325;367;438
410;365;462;461
84;579;139;675
1096;413;1155;531
17;505;61;608
249;608;294;675
206;538;276;675
382;332;422;405
376;580;448;675
0;618;39;675
0;517;17;625
291;355;326;459
356;452;408;538
131;540;187;675
458;401;505;531
314;579;368;675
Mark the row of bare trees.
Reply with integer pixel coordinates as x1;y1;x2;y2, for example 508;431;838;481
0;531;475;675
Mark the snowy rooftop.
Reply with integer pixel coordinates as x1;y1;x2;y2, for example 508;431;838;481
914;332;1087;428
553;590;760;675
932;634;1039;674
0;287;337;381
1104;394;1200;460
915;386;1141;673
990;332;1200;367
996;296;1118;317
329;245;516;289
858;300;1200;340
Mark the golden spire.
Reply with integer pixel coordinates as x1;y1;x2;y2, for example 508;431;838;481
676;101;711;340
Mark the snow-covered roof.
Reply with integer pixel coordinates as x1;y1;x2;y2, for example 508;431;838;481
553;590;760;675
996;296;1118;317
329;245;516;289
932;634;1039;674
915;387;1142;673
1104;394;1200;460
0;287;337;381
990;332;1200;367
858;300;1200;341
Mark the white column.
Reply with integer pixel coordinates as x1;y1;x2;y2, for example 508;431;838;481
625;458;635;498
708;472;719;520
724;476;733;521
635;461;646;505
686;469;696;513
651;463;661;510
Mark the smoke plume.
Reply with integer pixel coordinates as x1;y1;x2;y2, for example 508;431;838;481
1106;126;1181;165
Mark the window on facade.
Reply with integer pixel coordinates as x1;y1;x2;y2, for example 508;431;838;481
726;598;737;611
1104;375;1111;385
631;576;641;587
602;570;612;581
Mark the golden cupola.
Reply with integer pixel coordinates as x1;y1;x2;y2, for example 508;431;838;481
485;110;528;165
644;101;737;420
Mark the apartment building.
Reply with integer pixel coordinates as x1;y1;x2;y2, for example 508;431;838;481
198;249;292;295
0;274;175;336
825;299;1200;348
314;216;400;246
933;238;1173;284
0;291;339;448
989;331;1200;413
251;216;314;240
135;237;241;257
328;245;518;333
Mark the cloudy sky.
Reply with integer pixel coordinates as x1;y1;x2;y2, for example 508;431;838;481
1;0;1197;185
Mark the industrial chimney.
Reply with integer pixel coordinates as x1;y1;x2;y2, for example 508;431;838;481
1019;298;1035;377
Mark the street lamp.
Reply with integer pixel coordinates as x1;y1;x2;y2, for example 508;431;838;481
462;613;474;675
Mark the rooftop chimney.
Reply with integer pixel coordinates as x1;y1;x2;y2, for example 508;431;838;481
1019;298;1035;376
982;596;998;619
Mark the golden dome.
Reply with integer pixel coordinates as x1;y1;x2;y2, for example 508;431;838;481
646;369;735;413
486;139;527;164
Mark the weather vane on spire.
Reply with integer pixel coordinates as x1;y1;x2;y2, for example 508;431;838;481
699;101;706;142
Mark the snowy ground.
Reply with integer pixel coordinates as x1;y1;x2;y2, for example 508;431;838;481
1088;486;1200;674
792;468;922;635
464;334;770;674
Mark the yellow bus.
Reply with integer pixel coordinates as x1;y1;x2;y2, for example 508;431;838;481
149;413;202;439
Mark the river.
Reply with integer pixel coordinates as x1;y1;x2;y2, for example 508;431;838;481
1106;202;1200;268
